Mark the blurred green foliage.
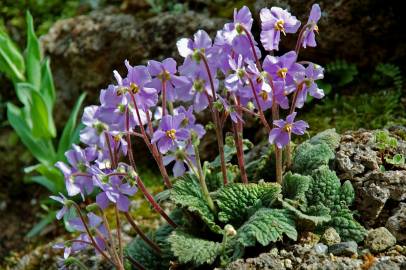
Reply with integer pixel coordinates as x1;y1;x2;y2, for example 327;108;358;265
1;11;87;236
304;61;405;134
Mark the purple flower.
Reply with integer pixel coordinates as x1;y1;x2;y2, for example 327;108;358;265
55;144;95;197
263;51;304;85
177;30;213;59
268;112;309;148
260;7;301;51
121;60;158;110
295;63;325;108
163;143;195;177
174;106;206;139
225;55;247;92
302;4;321;48
50;193;71;220
80;105;107;146
151;114;190;154
218;96;244;124
146;58;190;102
92;168;138;212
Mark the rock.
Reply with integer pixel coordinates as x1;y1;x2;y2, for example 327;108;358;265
365;227;397;253
314;243;328;254
370;260;400;270
386;203;406;242
226;253;286;270
41;7;225;126
328;241;358;256
335;129;406;228
357;184;390;227
321;227;341;246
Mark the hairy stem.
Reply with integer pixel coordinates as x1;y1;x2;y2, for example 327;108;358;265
124;108;176;228
200;53;228;185
232;96;248;184
124;212;162;254
128;92;172;188
71;203;115;267
192;142;216;212
247;77;271;132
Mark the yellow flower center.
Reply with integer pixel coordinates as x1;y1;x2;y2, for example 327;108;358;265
277;67;288;79
158;70;171;81
314;24;319;34
166;129;176;140
129;83;140;94
274;19;286;35
116;86;127;96
283;123;293;133
260;90;268;101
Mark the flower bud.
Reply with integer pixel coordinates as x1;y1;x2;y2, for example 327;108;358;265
224;224;237;237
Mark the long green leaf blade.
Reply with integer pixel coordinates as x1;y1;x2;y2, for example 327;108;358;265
40;58;56;110
57;93;86;158
0;30;25;82
30;90;56;139
6;103;52;165
25;11;41;89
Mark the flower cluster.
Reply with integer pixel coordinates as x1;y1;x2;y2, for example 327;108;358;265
54;4;324;269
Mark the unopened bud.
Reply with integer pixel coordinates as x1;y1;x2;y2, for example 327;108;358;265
86;203;99;212
225;224;237;237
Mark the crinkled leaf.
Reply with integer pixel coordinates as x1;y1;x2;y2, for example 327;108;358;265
282;172;312;203
309;129;341;150
292;142;335;175
216;182;281;224
339;180;355;206
170;174;222;234
327;209;367;243
25;11;41;89
281;199;331;226
306;165;341;209
237;208;297;247
168;231;222;266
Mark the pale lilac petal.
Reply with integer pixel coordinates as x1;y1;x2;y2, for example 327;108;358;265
147;60;162;76
292;120;309;135
151;130;166;144
176;129;190;140
117;195;130;212
173;160;186;177
162;58;177;74
177;38;193;57
163;155;176;165
96;193;110;209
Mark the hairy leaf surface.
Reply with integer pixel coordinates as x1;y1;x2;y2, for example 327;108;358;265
237;208;297;247
169;231;222;266
216;182;281;224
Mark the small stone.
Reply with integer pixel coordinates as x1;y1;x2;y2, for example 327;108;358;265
321;227;341;246
314;243;328;254
328;241;358;256
386;203;406;241
370;260;400;270
365;227;396;252
269;248;278;256
280;249;288;257
284;259;292;269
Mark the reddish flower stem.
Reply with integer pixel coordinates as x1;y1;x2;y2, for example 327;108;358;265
125;255;146;270
124;212;162;254
128;92;172;189
161;76;167;116
200;53;228;186
124;109;176;228
231;95;248;184
71;203;116;267
241;27;261;71
247;77;271;133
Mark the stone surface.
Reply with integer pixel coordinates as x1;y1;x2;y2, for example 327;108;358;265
328;241;358;256
365;227;397;253
314;243;328;255
335;129;406;228
41;7;225;125
321;227;341;246
386;203;406;242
